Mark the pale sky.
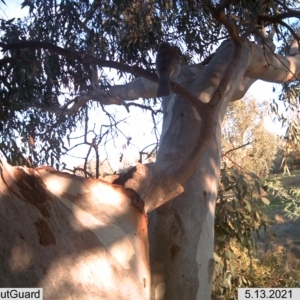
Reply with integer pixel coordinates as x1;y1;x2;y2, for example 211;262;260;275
0;0;28;19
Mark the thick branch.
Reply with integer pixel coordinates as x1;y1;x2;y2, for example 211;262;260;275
206;0;242;107
258;11;300;23
173;41;249;185
114;163;184;213
0;41;207;117
208;0;241;46
0;41;147;75
246;41;300;82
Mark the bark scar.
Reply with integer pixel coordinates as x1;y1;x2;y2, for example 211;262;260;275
34;218;56;246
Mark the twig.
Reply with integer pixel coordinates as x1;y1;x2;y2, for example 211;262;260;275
222;141;251;157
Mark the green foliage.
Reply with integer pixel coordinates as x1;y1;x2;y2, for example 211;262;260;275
1;0;230;105
0;108;77;167
285;187;300;220
214;168;300;298
263;176;300;221
214;166;273;297
215;98;280;296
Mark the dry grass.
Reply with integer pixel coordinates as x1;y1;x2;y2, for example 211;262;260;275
212;242;300;300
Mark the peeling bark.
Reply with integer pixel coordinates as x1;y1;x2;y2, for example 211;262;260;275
0;160;152;299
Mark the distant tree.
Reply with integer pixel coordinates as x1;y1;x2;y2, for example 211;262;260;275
273;139;300;174
222;98;278;177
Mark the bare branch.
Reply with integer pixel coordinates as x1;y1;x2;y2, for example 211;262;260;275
126;102;163;114
222;141;251;157
258;11;300;23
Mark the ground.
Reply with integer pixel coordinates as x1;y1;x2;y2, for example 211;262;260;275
256;171;300;286
268;172;300;260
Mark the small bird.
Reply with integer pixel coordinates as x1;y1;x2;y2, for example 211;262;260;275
156;42;181;97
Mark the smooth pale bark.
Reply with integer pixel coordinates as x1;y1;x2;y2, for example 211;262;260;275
246;41;300;82
149;41;251;300
103;41;300;107
0;161;180;299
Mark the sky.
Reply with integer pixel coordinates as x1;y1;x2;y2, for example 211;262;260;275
248;80;283;134
0;0;28;18
2;0;284;171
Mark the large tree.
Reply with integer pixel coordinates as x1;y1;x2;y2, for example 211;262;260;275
1;0;300;299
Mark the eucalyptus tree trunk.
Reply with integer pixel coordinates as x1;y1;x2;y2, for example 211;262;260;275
148;41;251;300
149;98;221;300
148;34;300;299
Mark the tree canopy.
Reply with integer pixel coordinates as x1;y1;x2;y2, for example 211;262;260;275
1;0;300;172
